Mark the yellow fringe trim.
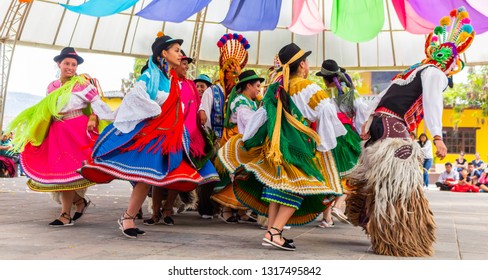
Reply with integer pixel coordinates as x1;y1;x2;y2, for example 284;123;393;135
27;179;95;192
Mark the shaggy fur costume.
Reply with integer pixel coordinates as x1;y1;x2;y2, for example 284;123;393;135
346;138;436;257
147;190;198;215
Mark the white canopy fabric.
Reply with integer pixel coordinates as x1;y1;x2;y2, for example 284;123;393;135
1;0;488;70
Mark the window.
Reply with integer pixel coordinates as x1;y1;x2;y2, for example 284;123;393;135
443;127;477;154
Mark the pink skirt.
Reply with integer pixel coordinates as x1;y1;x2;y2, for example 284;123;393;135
21;114;97;192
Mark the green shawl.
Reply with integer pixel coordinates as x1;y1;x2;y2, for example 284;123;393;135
7;75;87;152
243;82;324;181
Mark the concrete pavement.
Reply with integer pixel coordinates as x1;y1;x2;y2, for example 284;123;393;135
1;176;487;260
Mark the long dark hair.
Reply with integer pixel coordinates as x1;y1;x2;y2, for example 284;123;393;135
418;133;428;147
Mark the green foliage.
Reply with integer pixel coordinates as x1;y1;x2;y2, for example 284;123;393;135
443;66;488;128
121;58;147;94
122;60;365;95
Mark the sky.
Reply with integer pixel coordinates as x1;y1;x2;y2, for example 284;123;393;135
8;45;135;96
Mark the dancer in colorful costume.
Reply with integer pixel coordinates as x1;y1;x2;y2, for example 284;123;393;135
315;59;365;228
80;33;203;238
144;50;219;226
346;7;475;257
211;70;263;224
8;47;113;226
218;43;346;250
197;33;250;223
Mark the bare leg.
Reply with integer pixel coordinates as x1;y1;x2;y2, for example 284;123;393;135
122;182;150;229
162;189;179;217
150;186;164;219
265;203;295;245
58;190;76;223
73;192;84;213
333;195;347;210
267;202;279;231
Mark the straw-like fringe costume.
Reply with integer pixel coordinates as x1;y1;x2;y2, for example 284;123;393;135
345;7;476;256
346;137;435;257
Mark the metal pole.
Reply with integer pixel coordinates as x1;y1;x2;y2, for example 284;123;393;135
0;0;32;132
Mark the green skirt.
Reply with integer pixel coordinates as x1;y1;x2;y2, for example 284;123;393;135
332;124;361;177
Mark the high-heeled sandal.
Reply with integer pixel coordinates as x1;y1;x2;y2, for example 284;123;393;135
262;227;296;251
49;212;74;227
73;198;91;221
117;211;139;239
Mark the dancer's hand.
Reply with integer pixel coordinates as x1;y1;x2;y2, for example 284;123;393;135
198;110;207;126
434;139;447;159
87;120;97;131
87;114;98;132
360;122;370;140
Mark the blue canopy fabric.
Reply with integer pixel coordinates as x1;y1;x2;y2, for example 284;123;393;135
221;0;282;31
137;0;212;22
60;0;139;17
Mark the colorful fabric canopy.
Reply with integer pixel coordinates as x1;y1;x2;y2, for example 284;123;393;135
288;0;325;35
392;0;434;34
409;0;488;34
58;0;488;39
330;0;385;42
60;0;139;17
137;0;211;22
467;0;488;17
221;0;282;31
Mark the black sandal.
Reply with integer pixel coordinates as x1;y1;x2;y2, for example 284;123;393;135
237;214;257;224
73;198;91;221
143;214;161;226
117;211;139;239
218;210;238;224
162;209;175;226
262;227;296;251
49;212;74;227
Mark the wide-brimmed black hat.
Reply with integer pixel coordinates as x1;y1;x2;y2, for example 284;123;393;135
53;47;84;64
235;70;264;89
152;35;184;58
181;50;193;64
316;59;345;77
278;43;311;67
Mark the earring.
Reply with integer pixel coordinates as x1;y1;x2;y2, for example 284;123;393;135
161;58;168;73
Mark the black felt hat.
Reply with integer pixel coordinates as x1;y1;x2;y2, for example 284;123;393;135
53;47;84;64
316;59;345;77
181;50;193;64
151;35;184;58
235;70;264;89
277;43;311;67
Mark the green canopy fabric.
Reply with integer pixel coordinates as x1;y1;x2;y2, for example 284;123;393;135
330;0;385;42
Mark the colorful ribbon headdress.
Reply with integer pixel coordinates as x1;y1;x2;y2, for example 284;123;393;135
423;6;475;76
216;33;250;95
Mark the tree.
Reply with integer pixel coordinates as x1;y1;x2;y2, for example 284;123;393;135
443;66;488;128
120;58;147;94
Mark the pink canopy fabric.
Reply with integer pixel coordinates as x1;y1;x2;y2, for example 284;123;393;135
392;0;435;34
288;0;325;35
